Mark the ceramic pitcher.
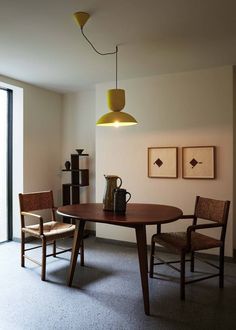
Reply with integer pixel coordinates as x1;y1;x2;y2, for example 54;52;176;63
114;188;131;214
103;175;122;211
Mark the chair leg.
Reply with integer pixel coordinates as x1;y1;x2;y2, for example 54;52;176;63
190;251;195;272
180;251;186;300
149;236;155;278
53;240;56;257
21;231;25;267
41;238;47;281
80;240;84;266
219;246;224;288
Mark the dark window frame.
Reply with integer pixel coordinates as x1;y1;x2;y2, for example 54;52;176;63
0;88;13;241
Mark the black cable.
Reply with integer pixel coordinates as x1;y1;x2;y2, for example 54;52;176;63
116;46;118;89
81;27;119;88
81;28;117;56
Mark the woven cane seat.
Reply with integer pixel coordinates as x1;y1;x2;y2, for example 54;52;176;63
154;231;222;252
23;221;75;238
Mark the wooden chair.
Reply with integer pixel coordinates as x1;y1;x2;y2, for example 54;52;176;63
149;196;230;300
19;190;84;281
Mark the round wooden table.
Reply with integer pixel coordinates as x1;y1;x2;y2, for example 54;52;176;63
57;203;183;315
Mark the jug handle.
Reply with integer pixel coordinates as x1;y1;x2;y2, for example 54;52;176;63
126;192;131;203
117;177;122;188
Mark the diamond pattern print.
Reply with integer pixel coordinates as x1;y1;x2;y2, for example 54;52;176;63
154;158;163;167
190;158;198;168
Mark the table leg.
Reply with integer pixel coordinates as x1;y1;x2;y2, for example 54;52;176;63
135;225;150;315
68;220;86;286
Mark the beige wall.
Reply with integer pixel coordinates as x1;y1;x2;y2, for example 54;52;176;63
23;86;62;201
95;66;234;256
62;90;96;229
0;75;62;238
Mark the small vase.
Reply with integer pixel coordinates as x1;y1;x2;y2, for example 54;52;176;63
65;161;71;170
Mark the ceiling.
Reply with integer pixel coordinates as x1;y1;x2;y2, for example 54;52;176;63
1;0;236;93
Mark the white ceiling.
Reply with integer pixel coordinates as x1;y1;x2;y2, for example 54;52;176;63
1;0;236;93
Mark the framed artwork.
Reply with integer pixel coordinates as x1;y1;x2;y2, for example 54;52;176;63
148;147;178;178
182;146;215;179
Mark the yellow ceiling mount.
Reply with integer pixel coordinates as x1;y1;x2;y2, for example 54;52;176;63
73;12;90;29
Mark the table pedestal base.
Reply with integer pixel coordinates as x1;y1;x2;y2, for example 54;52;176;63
67;221;150;315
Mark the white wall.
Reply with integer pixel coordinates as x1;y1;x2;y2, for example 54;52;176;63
62;90;96;229
95;66;234;257
0;75;62;239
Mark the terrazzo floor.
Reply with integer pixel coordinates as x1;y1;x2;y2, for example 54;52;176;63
0;236;235;330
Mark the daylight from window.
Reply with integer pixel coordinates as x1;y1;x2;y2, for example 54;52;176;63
0;89;7;242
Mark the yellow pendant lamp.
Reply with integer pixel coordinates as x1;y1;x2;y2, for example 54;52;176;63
97;89;137;127
73;12;138;127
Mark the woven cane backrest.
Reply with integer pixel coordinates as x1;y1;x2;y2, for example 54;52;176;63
195;196;229;224
19;191;54;212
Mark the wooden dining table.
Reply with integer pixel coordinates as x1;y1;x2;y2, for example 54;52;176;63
57;203;183;315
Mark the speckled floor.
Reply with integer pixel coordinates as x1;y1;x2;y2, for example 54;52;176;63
0;236;235;330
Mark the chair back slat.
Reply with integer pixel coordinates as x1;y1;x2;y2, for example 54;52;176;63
195;196;230;224
19;191;54;212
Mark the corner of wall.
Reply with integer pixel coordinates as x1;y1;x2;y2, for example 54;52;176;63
233;66;236;249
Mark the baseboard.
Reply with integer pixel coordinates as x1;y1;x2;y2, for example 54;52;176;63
95;236;236;263
12;229;96;244
95;236;141;249
84;229;96;238
154;246;235;263
13;236;37;243
12;233;236;263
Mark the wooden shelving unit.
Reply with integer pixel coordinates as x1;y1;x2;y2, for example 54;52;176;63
62;152;89;223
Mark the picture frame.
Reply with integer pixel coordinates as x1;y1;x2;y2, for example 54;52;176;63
182;146;215;179
148;147;178;178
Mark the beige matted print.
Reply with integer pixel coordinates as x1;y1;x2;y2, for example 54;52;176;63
148;147;178;178
182;146;215;179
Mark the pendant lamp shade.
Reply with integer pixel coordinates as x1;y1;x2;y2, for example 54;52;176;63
96;89;138;127
107;89;125;111
96;111;138;127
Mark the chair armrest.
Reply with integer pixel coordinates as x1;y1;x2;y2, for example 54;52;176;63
186;223;223;249
21;212;44;235
187;223;223;232
21;211;41;219
155;214;195;234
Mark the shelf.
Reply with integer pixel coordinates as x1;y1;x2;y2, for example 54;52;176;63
62;169;88;172
71;153;89;157
62;150;89;224
62;183;89;187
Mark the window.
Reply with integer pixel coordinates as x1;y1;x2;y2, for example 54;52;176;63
0;88;13;242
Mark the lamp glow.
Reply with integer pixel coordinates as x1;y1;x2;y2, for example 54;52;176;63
96;111;137;126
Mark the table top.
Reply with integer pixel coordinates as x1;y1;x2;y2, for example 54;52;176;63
57;203;183;226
